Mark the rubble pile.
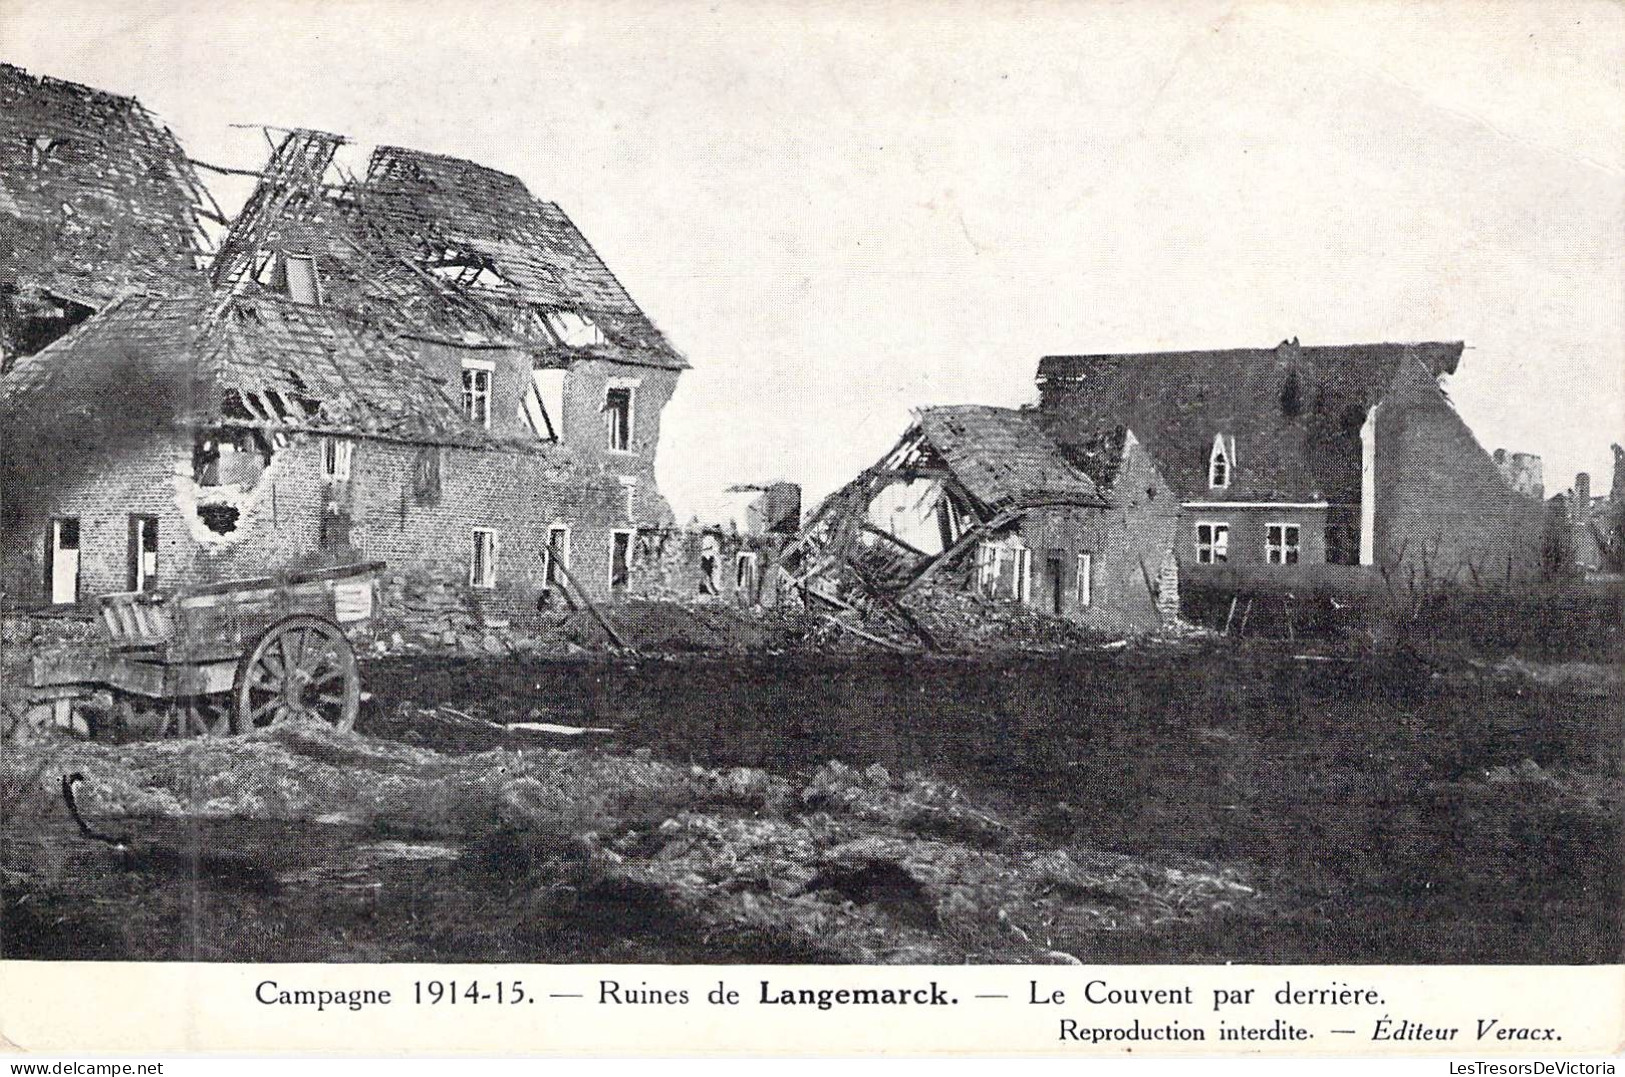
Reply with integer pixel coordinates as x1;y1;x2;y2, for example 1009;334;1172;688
0;720;1263;963
899;585;1110;653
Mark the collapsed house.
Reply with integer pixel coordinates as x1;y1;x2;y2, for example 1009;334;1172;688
1;111;693;624
0;63;218;366
779;406;1181;634
1034;339;1550;595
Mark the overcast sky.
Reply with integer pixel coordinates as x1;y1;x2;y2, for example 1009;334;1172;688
6;0;1622;516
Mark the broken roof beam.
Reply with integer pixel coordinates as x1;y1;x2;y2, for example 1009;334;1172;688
898;507;1027;597
860;521;934;562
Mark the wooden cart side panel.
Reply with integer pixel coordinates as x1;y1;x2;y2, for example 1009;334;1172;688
30;654;235;697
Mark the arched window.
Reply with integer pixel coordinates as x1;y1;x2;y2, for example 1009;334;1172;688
1209;434;1233;489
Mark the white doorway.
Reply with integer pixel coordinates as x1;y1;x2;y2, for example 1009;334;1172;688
49;518;81;605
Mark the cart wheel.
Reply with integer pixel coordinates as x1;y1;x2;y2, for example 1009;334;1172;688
234;615;360;733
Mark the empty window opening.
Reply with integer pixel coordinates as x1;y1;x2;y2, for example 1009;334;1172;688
471;528;498;589
1266;523;1301;565
283;253;322;305
48;517;81;605
462;360;494;428
735;551;760;599
1076;551;1093;608
975;540;1031;603
605;386;633;452
193;428;273;488
321;436;354;481
544;525;570;589
128;515;159;592
1209;434;1233;489
535;369;567;442
1196;522;1229;564
611;529;633;590
521;369;564;442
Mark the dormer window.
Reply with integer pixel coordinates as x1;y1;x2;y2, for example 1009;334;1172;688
253;250;323;304
461;359;494;428
544;309;606;348
283;253;322;305
1209;434;1233;489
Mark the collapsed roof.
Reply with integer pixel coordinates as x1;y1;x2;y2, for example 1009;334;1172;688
911;405;1106;513
0;291;490;447
211;130;686;370
1036;339;1465;503
0;63;214;311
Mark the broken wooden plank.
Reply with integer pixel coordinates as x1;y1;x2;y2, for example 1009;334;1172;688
505;722;617;736
821;614;915;653
550;557;632;651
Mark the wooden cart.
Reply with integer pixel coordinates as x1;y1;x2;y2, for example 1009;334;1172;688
31;560;385;736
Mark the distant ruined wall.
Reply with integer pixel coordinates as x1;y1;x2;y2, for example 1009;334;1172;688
629;526;788;605
1374;364;1546;588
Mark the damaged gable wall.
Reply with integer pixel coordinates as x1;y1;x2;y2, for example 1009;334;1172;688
1373;359;1547;586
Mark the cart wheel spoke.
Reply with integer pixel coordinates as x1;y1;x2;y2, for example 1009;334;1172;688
258;646;284;681
301;641;335;679
248;694;280;726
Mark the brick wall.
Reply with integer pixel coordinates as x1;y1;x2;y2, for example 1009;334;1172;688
628;526;787;605
995;438;1178;632
1;426;647;630
413;339;680;529
1374;361;1546;587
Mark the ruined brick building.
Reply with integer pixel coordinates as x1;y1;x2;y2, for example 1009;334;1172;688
1035;338;1549;592
1555;447;1624;575
786;406;1181;632
2;79;691;624
0;63;218;366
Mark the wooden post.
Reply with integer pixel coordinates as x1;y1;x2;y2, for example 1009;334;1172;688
1238;597;1253;638
1223;596;1239;635
551;558;632;651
